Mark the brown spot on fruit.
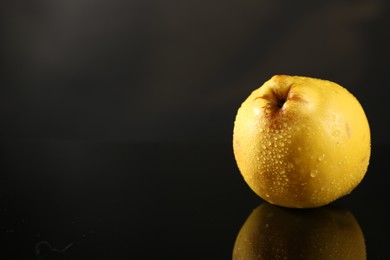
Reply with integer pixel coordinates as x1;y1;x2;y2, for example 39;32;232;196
345;122;351;138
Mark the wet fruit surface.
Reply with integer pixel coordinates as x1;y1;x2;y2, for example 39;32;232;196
233;75;371;208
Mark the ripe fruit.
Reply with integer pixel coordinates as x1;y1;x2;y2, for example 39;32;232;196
233;75;370;208
233;203;366;260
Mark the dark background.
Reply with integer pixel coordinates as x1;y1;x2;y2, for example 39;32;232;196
1;0;389;144
1;0;390;259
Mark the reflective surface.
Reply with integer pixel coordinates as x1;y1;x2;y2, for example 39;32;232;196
233;203;365;260
0;142;388;259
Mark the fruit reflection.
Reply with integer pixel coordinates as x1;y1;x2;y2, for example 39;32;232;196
233;203;365;260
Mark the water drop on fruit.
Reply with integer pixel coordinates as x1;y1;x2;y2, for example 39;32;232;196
332;130;340;137
310;170;318;178
287;162;294;169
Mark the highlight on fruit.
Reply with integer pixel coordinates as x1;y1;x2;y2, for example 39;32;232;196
233;75;370;208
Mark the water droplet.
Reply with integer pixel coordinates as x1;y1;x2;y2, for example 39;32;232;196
297;147;302;152
318;154;325;161
283;122;288;127
267;141;272;146
332;130;340;137
262;144;266;149
287;162;294;169
310;170;318;178
265;193;270;198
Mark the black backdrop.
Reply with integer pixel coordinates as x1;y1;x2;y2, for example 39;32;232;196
1;1;390;259
1;0;389;144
